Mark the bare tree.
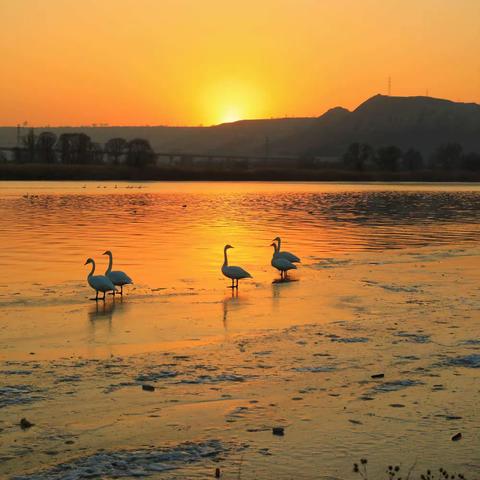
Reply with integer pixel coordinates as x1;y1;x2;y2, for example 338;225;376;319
343;143;373;171
21;128;37;163
431;143;463;170
375;145;402;171
56;133;94;164
105;137;127;165
90;142;104;164
126;139;157;168
36;132;57;163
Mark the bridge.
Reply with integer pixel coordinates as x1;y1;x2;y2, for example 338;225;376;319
0;146;304;164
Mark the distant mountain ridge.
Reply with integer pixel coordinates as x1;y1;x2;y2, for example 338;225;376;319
1;94;479;159
275;94;480;157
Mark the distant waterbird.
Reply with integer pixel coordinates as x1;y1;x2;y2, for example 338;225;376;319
271;243;297;280
221;245;252;289
103;250;133;295
85;258;116;301
272;236;300;263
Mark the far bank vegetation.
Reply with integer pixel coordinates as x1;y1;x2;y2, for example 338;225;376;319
1;129;479;181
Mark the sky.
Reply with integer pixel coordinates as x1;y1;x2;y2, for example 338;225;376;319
0;0;479;126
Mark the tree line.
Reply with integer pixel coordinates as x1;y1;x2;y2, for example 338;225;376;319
2;129;480;173
341;142;480;172
5;130;157;168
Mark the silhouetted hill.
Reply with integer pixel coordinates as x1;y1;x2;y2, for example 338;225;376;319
276;95;480;156
1;95;479;159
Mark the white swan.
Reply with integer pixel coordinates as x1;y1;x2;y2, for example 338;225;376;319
271;243;297;280
221;245;252;288
103;250;133;295
85;258;116;301
272;236;300;263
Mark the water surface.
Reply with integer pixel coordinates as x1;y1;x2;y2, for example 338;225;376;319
0;182;479;479
1;181;479;290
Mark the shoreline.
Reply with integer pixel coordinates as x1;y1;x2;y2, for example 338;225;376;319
1;163;480;182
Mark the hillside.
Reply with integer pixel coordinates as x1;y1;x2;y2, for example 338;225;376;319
1;95;479;159
277;95;480;156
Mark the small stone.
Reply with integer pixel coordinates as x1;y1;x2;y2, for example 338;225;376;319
371;373;384;379
452;432;462;441
131;470;148;477
272;426;284;436
142;384;155;392
20;418;34;429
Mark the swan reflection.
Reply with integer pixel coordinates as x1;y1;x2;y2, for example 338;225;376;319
87;296;126;323
222;289;239;330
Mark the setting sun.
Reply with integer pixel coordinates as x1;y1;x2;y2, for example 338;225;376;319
202;78;267;125
220;108;242;124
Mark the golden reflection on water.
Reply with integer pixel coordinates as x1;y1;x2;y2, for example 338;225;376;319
0;181;479;358
0;181;479;294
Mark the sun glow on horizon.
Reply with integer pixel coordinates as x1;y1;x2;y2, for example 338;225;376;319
203;78;267;126
0;1;479;126
219;108;242;124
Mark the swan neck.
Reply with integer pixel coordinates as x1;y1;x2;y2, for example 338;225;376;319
106;253;113;274
223;247;228;267
88;260;95;277
277;238;282;251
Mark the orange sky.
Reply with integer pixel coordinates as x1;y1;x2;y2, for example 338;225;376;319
1;0;479;126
